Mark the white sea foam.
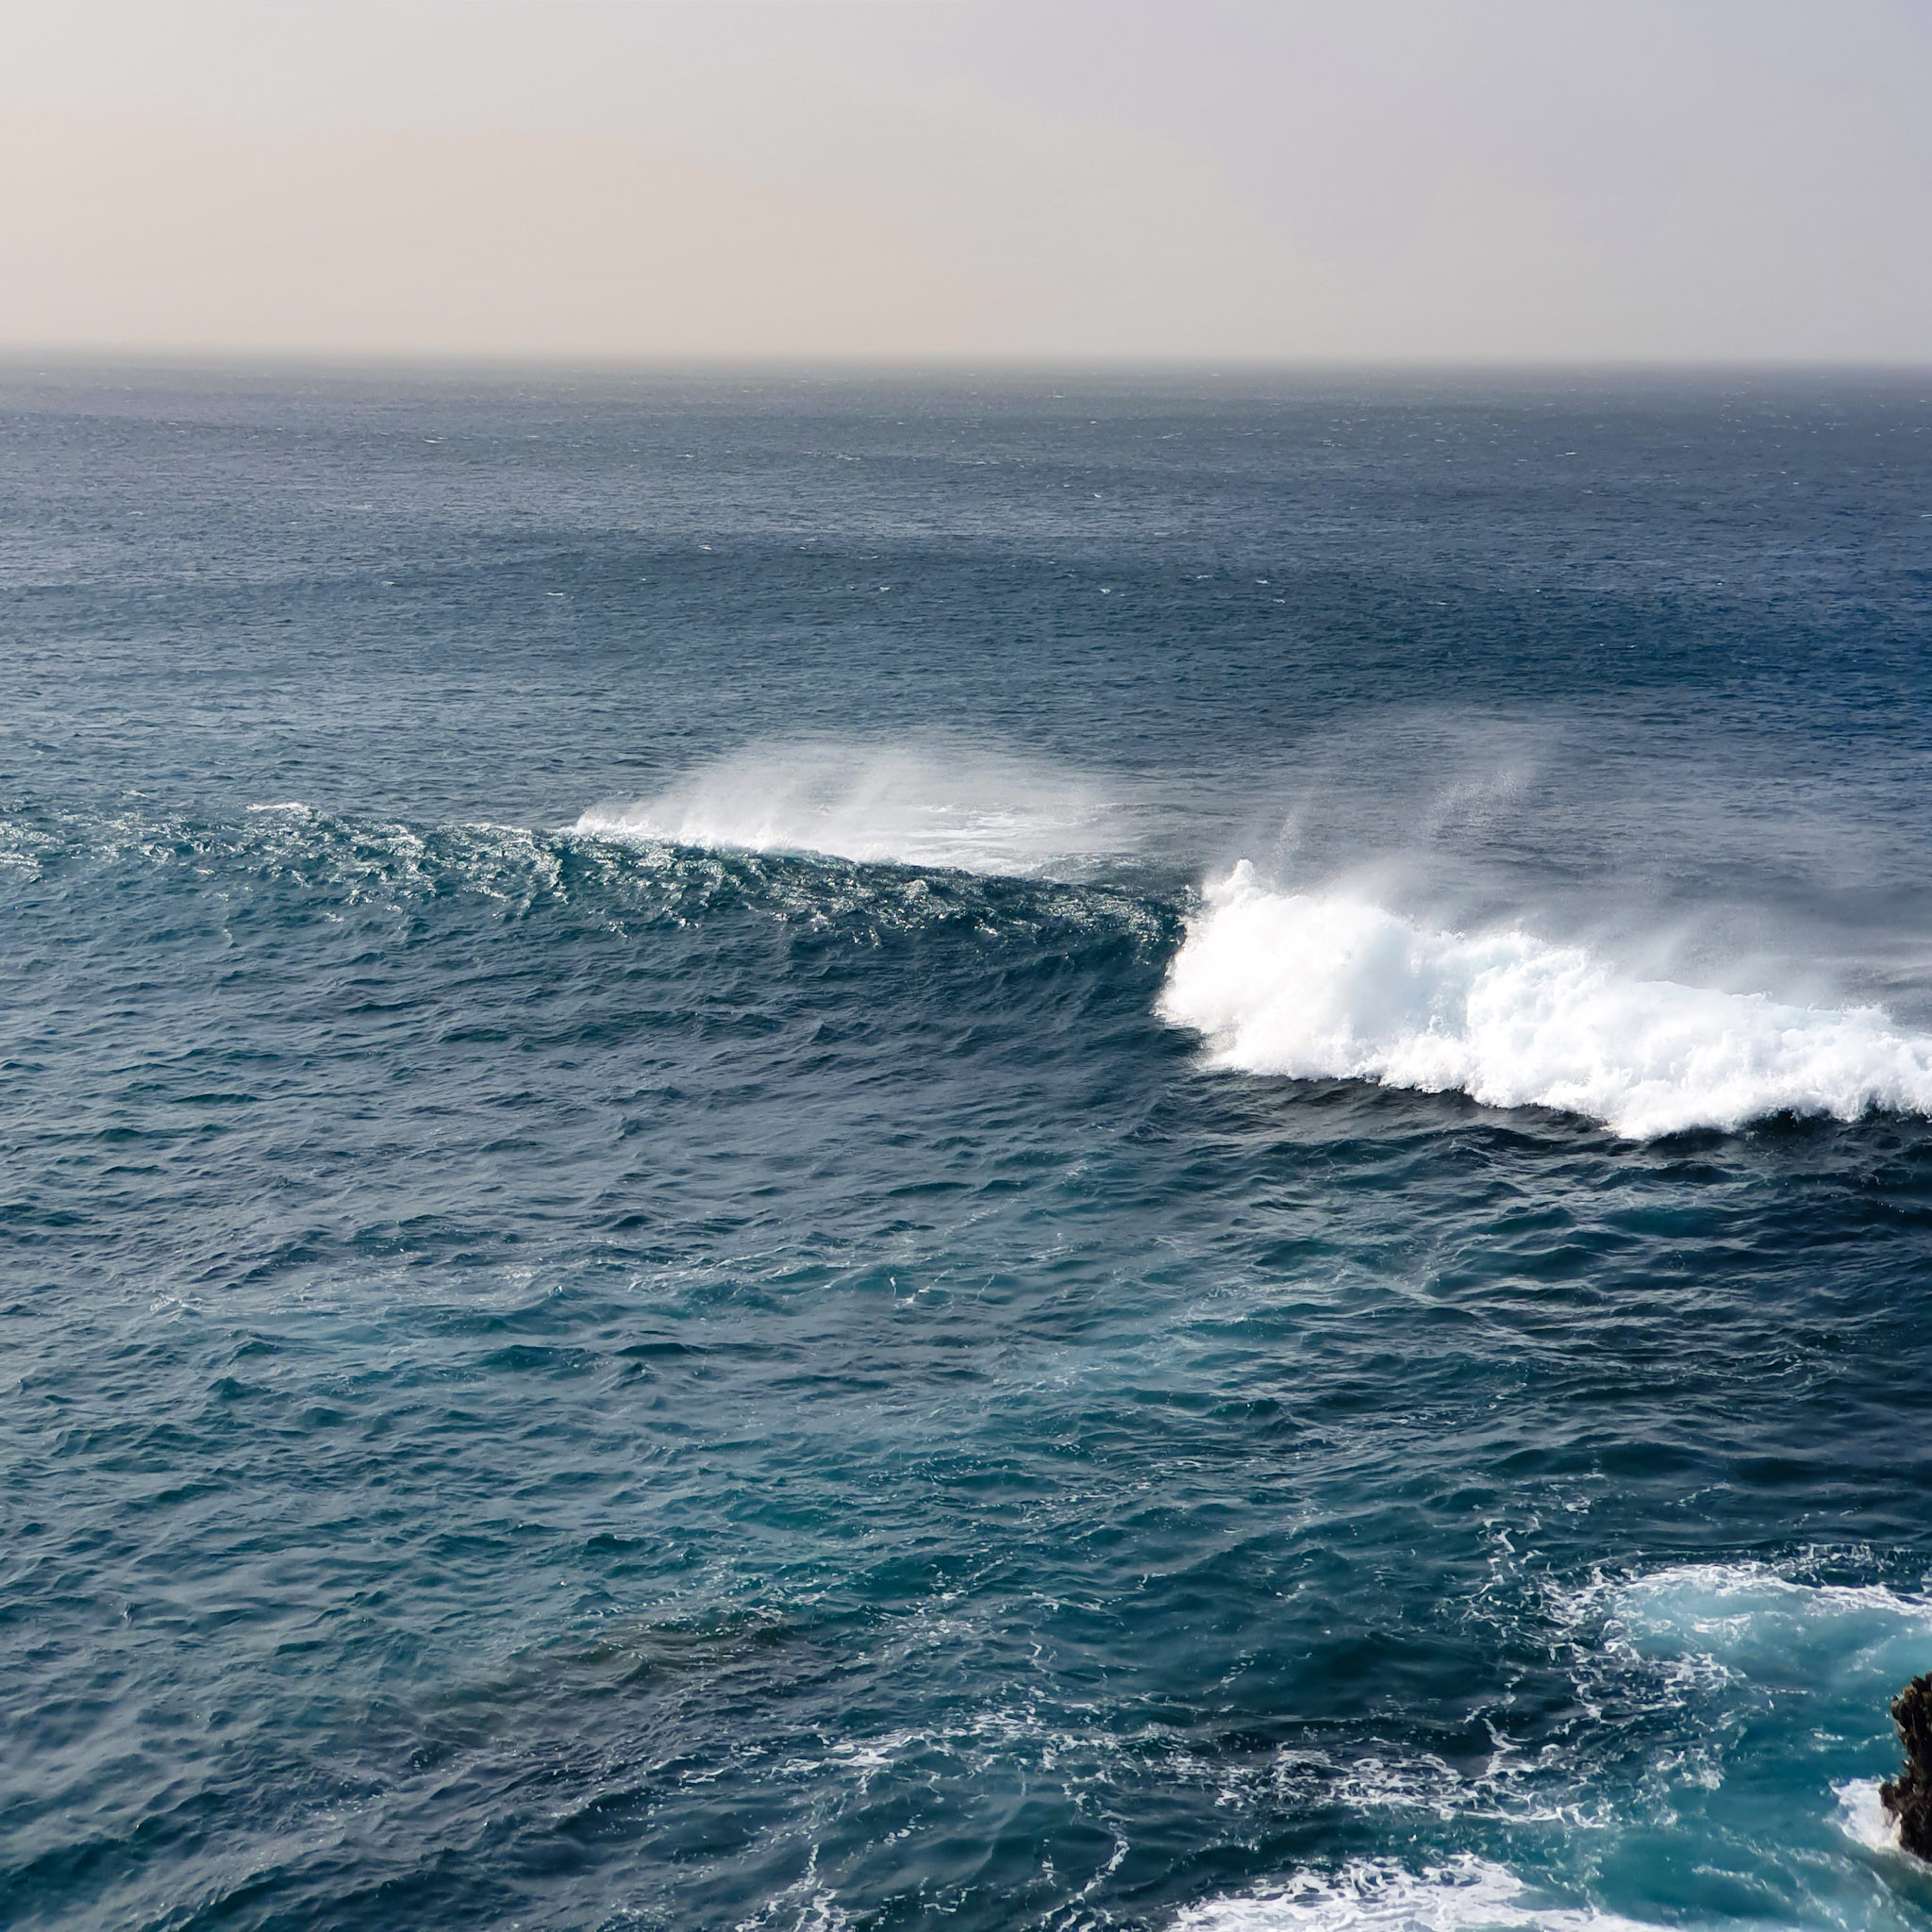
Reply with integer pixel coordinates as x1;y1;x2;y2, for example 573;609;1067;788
575;742;1136;877
1579;1562;1932;1724
1173;1856;1657;1932
1593;1562;1932;1644
1834;1778;1904;1855
1158;863;1932;1138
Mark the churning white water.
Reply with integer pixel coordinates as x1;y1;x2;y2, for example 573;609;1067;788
1158;862;1932;1138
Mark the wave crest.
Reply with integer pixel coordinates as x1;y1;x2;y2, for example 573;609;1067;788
1157;863;1932;1137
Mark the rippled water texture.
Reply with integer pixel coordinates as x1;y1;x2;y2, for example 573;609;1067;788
3;368;1930;1931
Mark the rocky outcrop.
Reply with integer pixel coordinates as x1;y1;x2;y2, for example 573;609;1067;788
1881;1674;1932;1859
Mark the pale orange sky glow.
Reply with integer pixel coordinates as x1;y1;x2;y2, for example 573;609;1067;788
4;0;1929;363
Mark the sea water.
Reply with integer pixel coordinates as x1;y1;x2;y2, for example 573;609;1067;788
2;366;1930;1931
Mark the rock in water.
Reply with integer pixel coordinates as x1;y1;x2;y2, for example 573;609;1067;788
1881;1674;1932;1859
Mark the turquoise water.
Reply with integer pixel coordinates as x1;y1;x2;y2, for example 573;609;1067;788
3;368;1930;1930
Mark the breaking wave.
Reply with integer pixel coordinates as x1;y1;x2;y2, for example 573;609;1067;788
574;741;1139;877
1837;1780;1906;1856
1158;863;1932;1138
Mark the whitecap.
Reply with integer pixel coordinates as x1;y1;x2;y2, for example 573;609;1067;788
1158;863;1932;1138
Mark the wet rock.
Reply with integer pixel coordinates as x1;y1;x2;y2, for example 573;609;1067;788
1881;1674;1932;1859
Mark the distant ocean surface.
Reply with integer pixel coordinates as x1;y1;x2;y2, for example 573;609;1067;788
4;365;1931;1932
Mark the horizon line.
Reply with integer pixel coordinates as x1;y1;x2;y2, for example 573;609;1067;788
5;349;1931;383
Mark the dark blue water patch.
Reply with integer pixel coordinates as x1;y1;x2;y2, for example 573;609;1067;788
5;368;1929;831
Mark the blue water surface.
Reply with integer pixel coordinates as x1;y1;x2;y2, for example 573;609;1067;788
3;366;1931;1932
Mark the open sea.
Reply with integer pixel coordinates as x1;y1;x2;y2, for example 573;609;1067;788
3;364;1931;1932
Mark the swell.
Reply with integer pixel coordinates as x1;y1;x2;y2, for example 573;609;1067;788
3;797;1174;960
17;797;1932;1141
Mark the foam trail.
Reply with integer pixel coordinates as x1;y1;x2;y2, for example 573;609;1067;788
1174;1857;1657;1932
1158;863;1932;1138
575;742;1136;877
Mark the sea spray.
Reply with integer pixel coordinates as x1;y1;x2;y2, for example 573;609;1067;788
575;741;1139;877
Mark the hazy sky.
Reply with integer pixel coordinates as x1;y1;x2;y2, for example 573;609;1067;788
4;0;1930;362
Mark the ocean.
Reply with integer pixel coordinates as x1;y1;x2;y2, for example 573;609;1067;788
3;364;1930;1932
